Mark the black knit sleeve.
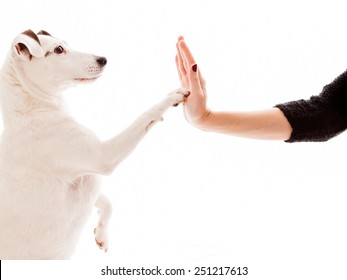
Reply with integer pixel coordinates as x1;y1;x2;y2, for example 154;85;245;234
275;70;347;142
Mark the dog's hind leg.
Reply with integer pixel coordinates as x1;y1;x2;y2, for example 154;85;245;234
94;194;112;252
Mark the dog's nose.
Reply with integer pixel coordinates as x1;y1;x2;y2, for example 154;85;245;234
96;57;107;67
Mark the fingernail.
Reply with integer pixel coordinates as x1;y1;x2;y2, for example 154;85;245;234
192;64;197;72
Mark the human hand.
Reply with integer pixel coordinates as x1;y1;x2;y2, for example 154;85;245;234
175;38;293;140
175;37;211;127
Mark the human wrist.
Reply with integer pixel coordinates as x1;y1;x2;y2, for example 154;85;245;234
191;109;214;130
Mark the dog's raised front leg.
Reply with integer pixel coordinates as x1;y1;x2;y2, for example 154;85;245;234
59;88;189;177
94;194;112;252
100;88;189;174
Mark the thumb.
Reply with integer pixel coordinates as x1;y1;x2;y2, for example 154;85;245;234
198;70;207;96
188;64;202;93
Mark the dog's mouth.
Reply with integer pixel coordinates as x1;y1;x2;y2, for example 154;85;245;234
74;75;101;82
74;61;106;82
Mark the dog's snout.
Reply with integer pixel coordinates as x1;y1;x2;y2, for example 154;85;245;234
96;57;107;67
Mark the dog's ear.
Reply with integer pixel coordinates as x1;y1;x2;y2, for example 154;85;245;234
12;29;44;61
37;30;52;37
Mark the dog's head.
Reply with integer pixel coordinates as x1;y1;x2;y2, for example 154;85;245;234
10;29;107;93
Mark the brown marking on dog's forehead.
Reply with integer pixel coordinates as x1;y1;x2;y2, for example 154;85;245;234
37;30;52;37
22;29;41;45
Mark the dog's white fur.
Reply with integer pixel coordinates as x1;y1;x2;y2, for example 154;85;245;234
0;30;188;259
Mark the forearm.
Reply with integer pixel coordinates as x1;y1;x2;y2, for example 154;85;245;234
195;108;293;141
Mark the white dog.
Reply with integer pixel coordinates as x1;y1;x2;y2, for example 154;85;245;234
0;30;189;259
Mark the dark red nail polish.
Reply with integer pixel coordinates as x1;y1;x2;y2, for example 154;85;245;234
192;64;197;72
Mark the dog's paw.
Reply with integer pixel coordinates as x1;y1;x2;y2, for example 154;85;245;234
94;224;109;253
144;88;190;131
167;88;190;107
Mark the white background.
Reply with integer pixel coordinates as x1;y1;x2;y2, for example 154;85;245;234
2;0;347;279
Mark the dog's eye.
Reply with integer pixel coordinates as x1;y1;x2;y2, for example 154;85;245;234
54;46;64;54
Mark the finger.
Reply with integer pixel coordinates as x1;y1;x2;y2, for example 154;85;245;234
175;55;182;81
178;39;196;68
177;41;189;77
199;73;207;100
188;64;203;94
176;41;187;76
177;40;193;78
178;44;189;76
198;69;207;96
179;40;207;98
